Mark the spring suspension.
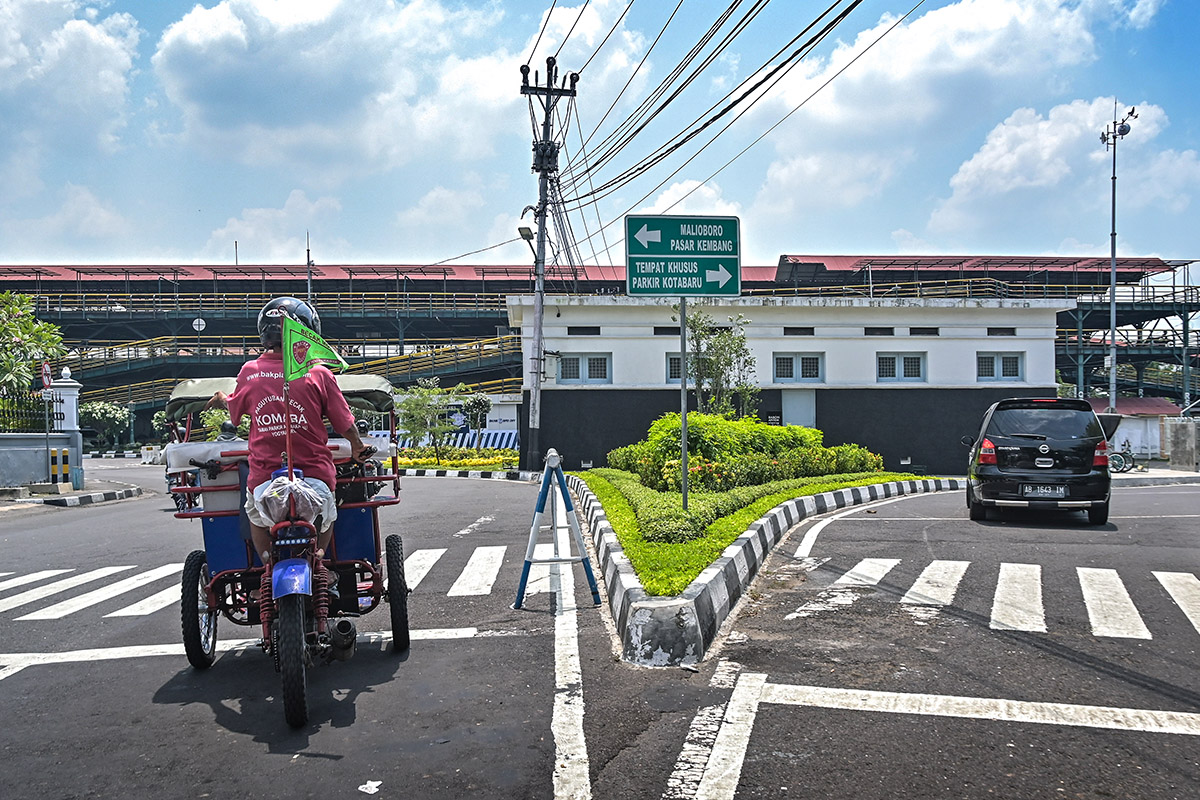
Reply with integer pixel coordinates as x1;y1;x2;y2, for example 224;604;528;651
314;560;331;633
258;568;274;634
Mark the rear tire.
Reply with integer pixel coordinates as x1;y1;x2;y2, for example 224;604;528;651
1087;502;1109;525
277;594;309;728
967;489;987;521
181;550;217;669
385;534;410;652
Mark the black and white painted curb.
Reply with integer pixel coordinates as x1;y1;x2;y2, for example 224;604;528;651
567;475;966;668
18;487;143;507
398;468;539;482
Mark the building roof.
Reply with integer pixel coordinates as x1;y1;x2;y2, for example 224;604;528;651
1087;397;1183;416
776;255;1187;286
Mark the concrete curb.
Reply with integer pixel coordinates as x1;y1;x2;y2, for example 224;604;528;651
17;486;143;507
398;468;539;482
567;475;966;668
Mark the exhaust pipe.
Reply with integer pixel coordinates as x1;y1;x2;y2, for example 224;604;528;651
329;618;357;661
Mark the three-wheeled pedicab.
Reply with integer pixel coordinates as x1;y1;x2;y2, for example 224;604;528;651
164;374;409;728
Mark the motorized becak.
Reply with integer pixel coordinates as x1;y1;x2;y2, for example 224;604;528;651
164;374;410;728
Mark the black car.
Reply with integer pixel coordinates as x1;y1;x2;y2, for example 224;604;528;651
961;397;1111;524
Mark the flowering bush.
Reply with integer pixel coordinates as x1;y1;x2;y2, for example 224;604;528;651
395;446;517;469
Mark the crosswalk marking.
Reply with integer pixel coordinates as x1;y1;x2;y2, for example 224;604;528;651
0;567;135;614
404;548;447;590
106;585;181;617
901;560;970;606
447;545;507;596
17;565;184;620
991;563;1046;632
1153;572;1200;635
1077;568;1152;639
835;558;901;587
0;569;74;592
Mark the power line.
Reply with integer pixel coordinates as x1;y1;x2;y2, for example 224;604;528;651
578;0;635;74
553;0;592;61
525;0;558;66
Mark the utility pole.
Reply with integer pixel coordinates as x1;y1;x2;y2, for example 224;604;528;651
306;231;314;303
1101;104;1136;414
520;56;577;472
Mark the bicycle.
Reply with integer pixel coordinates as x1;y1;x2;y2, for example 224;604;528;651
1108;442;1136;473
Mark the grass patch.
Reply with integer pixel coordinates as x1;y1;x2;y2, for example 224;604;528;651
575;470;919;596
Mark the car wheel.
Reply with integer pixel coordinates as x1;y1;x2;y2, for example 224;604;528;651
968;488;987;521
1087;502;1109;525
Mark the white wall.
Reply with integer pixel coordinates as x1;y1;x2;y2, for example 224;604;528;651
507;295;1069;392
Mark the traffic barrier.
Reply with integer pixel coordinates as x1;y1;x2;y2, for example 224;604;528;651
49;448;70;484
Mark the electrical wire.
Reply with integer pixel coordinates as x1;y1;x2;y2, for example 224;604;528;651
525;1;558;66
553;0;592;61
577;0;635;75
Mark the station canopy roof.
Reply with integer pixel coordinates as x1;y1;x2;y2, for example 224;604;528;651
775;255;1188;286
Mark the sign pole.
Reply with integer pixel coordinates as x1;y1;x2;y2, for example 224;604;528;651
680;297;688;511
42;361;52;482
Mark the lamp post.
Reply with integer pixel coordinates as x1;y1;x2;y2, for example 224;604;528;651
1100;104;1136;414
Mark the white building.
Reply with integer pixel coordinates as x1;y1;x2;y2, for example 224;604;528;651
507;294;1072;474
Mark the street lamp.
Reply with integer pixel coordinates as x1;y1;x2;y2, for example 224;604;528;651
518;223;544;471
1100;104;1136;414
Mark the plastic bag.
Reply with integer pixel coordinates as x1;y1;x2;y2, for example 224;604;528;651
254;475;323;525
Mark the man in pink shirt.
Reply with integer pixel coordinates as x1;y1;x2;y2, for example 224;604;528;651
208;297;368;564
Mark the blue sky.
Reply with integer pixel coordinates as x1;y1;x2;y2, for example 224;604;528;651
0;0;1196;271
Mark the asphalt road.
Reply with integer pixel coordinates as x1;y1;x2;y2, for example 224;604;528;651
1;463;1197;799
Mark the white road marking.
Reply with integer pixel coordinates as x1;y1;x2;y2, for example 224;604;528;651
0;567;135;614
403;548;446;590
0;627;508;681
1153;572;1200;634
1077;567;1152;639
0;569;74;592
17;564;183;620
695;672;767;800
759;682;1200;736
105;584;181;617
794;496;911;558
990;563;1046;632
453;514;495;537
663;703;728;800
901;560;970;606
525;542;554;594
784;558;900;621
448;545;507;596
550;492;590;800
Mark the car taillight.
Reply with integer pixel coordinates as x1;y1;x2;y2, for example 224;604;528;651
979;437;997;465
1093;439;1108;467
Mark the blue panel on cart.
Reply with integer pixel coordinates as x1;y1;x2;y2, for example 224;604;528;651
202;515;252;573
333;506;375;562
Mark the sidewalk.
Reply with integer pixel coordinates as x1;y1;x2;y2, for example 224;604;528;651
3;478;143;508
1108;465;1200;487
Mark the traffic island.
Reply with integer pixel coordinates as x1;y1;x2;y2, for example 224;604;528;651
567;475;965;667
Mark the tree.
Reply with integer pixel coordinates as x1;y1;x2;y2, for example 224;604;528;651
679;307;759;419
79;401;132;449
461;392;493;449
0;291;67;396
396;377;460;464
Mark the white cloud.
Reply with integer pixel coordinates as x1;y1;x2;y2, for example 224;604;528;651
926;97;1197;241
0;1;141;152
204;190;344;263
1;184;131;257
640;179;741;217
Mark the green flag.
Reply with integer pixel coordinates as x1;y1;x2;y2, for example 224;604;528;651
282;315;348;381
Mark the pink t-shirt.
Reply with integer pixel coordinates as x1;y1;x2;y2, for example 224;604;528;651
227;351;356;489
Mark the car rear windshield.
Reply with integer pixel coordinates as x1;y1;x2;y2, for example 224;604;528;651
987;405;1102;440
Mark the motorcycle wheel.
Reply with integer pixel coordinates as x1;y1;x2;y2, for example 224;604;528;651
277;594;309;728
181;550;217;669
169;474;188;513
385;534;410;652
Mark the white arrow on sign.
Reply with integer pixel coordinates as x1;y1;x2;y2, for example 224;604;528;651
705;263;732;288
634;224;661;249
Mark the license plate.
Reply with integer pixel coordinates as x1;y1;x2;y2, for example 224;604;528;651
1022;484;1066;498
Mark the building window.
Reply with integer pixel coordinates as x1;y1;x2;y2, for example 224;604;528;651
910;327;939;336
977;352;1024;381
667;354;683;383
987;327;1016;336
559;353;611;384
567;326;601;336
654;326;681;336
877;352;926;382
774;352;824;383
784;326;814;336
865;327;894;336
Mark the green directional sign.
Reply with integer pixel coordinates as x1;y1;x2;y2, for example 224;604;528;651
625;214;741;297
